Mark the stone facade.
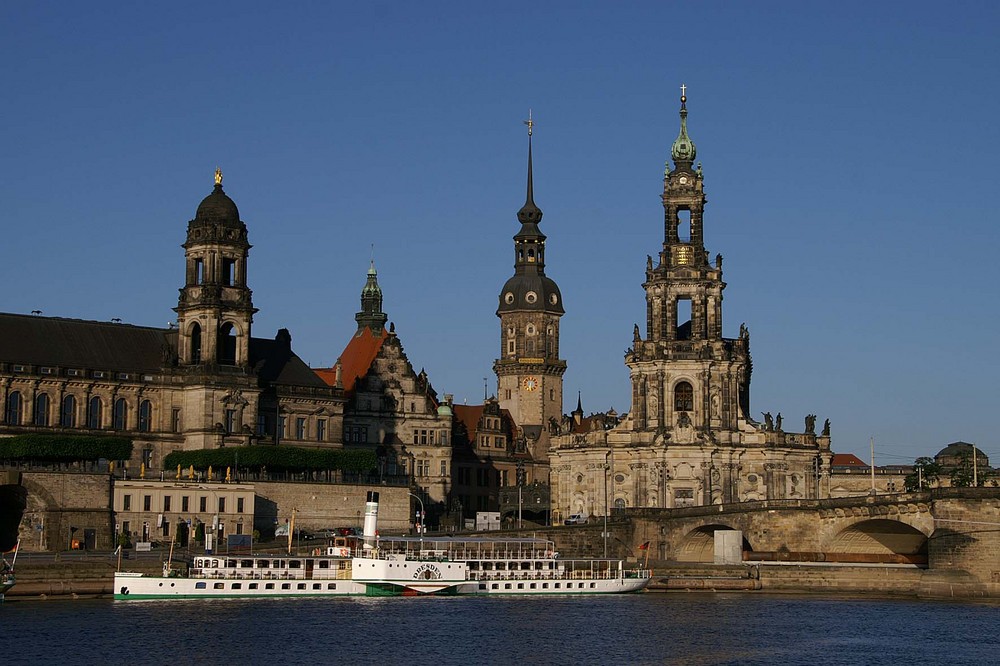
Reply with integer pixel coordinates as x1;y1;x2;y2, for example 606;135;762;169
0;172;345;472
549;91;831;521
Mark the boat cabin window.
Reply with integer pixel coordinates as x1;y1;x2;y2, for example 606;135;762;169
195;582;206;589
232;583;242;590
240;560;253;567
226;559;236;567
265;583;274;590
496;562;506;570
281;583;290;590
272;560;283;568
249;583;258;590
256;559;270;568
214;583;224;589
289;560;302;569
318;561;329;569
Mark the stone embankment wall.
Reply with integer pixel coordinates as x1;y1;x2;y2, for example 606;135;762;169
252;482;410;534
19;472;113;552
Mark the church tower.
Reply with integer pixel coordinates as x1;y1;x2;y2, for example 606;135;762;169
626;87;751;438
494;116;566;460
174;169;257;368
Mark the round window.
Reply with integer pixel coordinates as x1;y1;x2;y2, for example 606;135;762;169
504;292;514;304
576;474;584;484
549;293;558;305
526;324;535;335
614;473;625;484
525;291;537;304
747;474;758;484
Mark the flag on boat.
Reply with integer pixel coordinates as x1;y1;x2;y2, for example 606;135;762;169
638;541;650;550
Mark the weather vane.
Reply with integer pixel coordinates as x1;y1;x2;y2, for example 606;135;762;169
214;167;223;186
524;109;534;137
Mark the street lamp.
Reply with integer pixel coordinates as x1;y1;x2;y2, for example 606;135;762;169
408;492;425;539
603;450;611;558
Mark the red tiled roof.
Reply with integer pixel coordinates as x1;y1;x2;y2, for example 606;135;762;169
315;326;389;394
832;453;868;467
453;404;485;440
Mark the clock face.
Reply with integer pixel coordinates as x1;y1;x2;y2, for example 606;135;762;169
522;376;539;392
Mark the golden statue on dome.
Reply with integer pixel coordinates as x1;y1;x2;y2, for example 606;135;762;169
214;167;223;186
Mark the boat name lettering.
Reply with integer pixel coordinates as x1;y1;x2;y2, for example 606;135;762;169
413;563;442;580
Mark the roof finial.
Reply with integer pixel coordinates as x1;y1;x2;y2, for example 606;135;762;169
670;84;697;169
524;109;534;137
680;83;687;103
214;167;223;187
369;243;376;273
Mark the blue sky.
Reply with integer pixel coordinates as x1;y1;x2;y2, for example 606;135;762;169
2;2;998;465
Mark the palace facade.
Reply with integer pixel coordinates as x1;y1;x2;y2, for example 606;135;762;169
0;172;344;469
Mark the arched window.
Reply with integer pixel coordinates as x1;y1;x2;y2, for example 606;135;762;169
674;381;694;412
61;395;77;427
218;323;237;365
138;400;152;433
190;323;202;363
113;398;128;430
87;396;103;429
5;391;22;425
34;393;50;426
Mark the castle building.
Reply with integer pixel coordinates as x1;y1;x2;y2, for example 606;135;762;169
0;172;343;468
316;263;454;522
493;119;566;466
549;91;832;520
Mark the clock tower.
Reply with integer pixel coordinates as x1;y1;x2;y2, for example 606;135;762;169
494;117;566;462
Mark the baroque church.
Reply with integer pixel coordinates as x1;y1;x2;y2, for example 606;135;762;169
548;91;832;521
0;171;344;467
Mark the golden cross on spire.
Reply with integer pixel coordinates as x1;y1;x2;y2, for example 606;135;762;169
524;109;534;137
214;167;223;186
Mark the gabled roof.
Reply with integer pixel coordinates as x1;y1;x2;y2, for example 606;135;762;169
316;326;389;394
0;312;172;372
831;453;868;467
453;403;518;448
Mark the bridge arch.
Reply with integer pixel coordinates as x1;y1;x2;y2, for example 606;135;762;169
676;523;753;563
827;519;928;563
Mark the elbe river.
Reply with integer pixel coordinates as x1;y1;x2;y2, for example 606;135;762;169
2;593;997;665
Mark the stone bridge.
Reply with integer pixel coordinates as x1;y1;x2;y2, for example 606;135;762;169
530;488;1000;593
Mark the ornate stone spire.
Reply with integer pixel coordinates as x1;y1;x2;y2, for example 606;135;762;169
517;110;543;229
670;84;697;171
355;258;388;332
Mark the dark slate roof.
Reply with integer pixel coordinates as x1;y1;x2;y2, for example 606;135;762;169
0;312;327;389
251;334;329;388
0;313;172;372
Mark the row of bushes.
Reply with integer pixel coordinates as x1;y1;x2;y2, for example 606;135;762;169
163;445;377;474
0;434;133;463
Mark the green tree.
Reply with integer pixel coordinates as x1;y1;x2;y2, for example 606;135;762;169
904;456;941;491
949;451;976;487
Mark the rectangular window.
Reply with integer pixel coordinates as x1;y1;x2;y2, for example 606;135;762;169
295;417;306;440
429;431;435;445
200;496;207;512
182;496;189;512
171;408;181;433
237;497;245;513
195;258;205;284
142;448;153;467
225;409;236;434
278;416;286;438
123;494;132;511
420;430;427;445
163;496;171;512
316;419;326;442
235;522;243;535
122;520;130;535
440;460;447;476
440;430;449;446
161;522;170;537
143;495;151;511
219;497;226;513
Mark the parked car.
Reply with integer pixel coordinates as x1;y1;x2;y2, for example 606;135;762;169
563;513;588;525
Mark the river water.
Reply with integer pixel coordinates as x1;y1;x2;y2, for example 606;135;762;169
1;593;997;665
